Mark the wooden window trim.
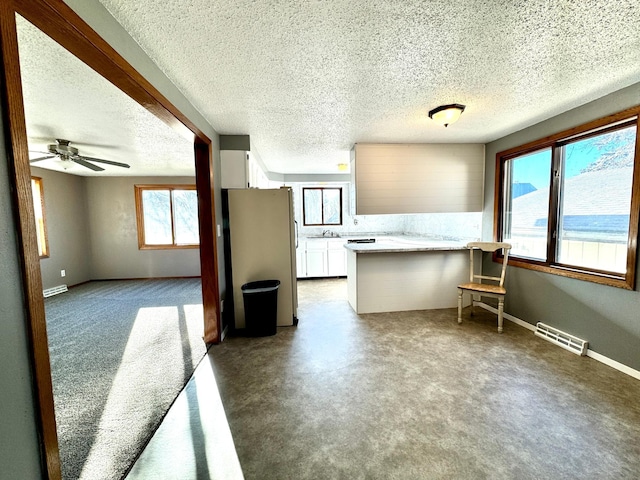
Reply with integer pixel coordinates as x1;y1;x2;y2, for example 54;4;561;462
493;106;640;290
134;184;199;250
31;176;49;258
302;187;343;226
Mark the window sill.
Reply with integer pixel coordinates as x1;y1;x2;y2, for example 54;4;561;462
139;244;199;250
496;254;634;290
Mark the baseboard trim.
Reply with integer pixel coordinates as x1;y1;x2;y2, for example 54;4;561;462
90;276;201;281
585;350;640;381
475;302;640;381
474;302;535;332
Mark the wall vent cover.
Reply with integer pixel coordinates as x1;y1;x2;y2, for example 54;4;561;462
535;322;588;356
43;284;68;298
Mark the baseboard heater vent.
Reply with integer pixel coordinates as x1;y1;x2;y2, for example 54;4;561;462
535;322;588;356
43;284;68;298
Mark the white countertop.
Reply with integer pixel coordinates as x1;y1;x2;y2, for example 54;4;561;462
344;236;469;254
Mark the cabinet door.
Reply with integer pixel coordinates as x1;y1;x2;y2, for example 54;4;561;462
327;248;347;276
305;250;327;277
221;150;249;189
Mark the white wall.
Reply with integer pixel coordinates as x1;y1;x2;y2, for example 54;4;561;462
291;182;482;241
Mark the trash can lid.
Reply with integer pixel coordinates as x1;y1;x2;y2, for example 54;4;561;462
241;280;280;293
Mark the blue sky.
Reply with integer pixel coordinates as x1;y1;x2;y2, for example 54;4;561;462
512;130;629;190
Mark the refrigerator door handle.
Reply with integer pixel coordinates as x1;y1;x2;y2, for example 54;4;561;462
294;220;299;248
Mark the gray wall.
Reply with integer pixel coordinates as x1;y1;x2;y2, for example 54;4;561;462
0;106;43;478
65;0;226;299
1;1;224;475
32;170;202;288
86;176;201;279
32;167;92;289
483;81;640;371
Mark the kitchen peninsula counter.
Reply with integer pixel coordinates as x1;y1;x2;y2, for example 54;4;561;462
344;237;472;314
344;236;467;254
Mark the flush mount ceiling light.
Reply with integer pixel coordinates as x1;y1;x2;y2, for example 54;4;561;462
428;104;466;127
337;163;348;171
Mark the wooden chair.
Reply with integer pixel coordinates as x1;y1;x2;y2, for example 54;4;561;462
457;242;511;333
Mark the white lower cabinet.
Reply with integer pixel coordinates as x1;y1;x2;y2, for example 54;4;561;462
305;241;328;277
327;240;347;276
297;238;347;278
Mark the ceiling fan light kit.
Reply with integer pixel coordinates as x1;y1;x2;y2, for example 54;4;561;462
428;104;466;127
29;138;130;172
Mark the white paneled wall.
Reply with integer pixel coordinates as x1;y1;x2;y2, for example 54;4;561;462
291;182;481;241
351;143;485;215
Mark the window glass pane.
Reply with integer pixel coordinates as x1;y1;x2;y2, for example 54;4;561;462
142;190;172;244
322;188;341;224
31;178;47;256
173;190;199;244
303;189;322;224
503;148;552;260
557;125;636;272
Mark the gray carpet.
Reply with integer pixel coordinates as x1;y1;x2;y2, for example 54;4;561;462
209;278;640;480
45;278;208;480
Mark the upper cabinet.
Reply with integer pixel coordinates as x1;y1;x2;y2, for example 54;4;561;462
221;150;269;189
350;143;485;215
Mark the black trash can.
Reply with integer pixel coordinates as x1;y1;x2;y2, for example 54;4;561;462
241;280;280;336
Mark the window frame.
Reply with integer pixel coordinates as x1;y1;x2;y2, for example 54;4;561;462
31;176;49;258
302;187;343;226
134;184;199;250
494;107;640;290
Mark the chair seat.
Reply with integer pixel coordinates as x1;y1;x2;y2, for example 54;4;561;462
458;282;506;295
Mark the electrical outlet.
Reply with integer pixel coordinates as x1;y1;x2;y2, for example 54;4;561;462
217;224;222;237
61;269;66;277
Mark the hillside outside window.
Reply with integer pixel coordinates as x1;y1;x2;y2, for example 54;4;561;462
497;113;639;289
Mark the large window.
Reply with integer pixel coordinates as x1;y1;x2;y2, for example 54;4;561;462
496;113;640;289
135;185;199;249
302;187;342;226
31;176;49;258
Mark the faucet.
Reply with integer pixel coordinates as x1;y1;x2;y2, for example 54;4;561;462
322;229;331;237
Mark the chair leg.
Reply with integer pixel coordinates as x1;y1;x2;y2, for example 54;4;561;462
497;298;504;333
457;289;462;324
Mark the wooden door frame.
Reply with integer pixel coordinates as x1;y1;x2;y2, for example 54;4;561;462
0;1;221;477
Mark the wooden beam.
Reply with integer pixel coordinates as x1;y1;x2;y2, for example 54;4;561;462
0;2;61;477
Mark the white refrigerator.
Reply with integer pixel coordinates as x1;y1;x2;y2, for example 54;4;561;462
227;188;298;328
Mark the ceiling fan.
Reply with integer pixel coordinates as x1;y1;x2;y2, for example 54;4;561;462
29;139;130;171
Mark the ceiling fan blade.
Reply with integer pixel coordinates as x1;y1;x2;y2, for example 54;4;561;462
30;155;57;162
72;157;104;171
79;155;130;168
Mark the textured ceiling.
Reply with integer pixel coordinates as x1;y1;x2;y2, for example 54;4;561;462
17;16;195;177
95;0;640;174
19;1;640;176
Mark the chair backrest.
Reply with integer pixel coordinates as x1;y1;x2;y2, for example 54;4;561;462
466;242;511;287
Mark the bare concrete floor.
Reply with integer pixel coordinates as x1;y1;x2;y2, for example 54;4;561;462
209;278;640;480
